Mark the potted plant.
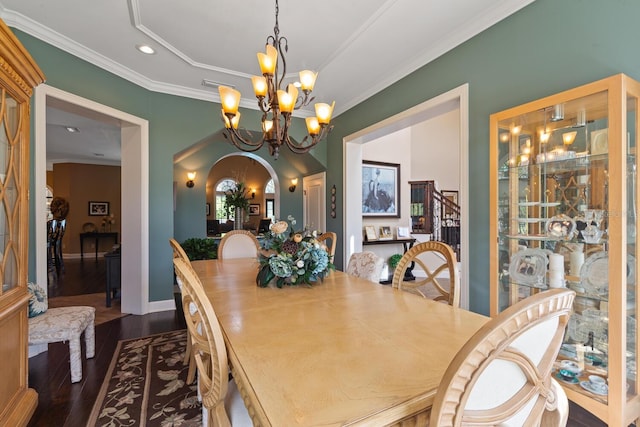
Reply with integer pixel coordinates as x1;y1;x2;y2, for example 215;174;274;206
181;237;217;260
223;182;250;230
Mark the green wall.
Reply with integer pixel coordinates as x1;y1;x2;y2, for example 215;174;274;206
327;0;640;314
18;0;640;311
16;28;322;302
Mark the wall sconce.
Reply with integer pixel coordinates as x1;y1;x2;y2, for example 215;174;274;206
289;178;298;192
251;188;256;199
186;171;196;188
563;131;577;145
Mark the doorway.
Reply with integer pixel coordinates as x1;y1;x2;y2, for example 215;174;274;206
34;84;150;314
344;84;469;308
303;172;326;233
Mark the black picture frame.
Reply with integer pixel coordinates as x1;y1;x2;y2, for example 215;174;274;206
362;161;400;217
88;201;109;216
206;203;210;216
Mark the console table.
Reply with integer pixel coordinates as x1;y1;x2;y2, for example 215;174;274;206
363;237;416;284
79;232;118;260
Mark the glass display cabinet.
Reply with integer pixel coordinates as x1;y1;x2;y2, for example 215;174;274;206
0;19;44;426
489;74;640;426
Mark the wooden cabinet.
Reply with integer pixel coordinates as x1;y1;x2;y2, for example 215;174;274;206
489;74;640;426
0;19;45;426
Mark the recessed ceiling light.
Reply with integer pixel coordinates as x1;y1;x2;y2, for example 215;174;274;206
65;126;79;133
136;44;155;55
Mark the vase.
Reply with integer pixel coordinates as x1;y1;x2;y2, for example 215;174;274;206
234;207;244;230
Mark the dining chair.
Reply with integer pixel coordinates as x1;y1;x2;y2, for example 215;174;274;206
346;251;384;283
169;238;197;384
392;241;460;307
430;288;575;427
317;232;337;263
218;230;261;259
173;258;253;427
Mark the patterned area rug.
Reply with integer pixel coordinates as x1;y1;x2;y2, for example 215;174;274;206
88;330;202;426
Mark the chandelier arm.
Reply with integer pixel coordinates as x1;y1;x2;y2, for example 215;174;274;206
276;37;288;91
294;93;314;110
225;128;266;149
286;137;320;154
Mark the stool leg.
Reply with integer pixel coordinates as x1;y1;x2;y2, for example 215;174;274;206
69;335;82;383
85;320;95;359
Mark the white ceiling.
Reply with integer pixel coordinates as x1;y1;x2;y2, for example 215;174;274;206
0;0;534;164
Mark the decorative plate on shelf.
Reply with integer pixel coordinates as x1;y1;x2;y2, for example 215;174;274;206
508;248;549;288
545;214;576;239
579;252;636;295
590;129;608;155
580;380;608;396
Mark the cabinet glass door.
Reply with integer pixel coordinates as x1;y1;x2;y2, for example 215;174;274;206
0;91;21;293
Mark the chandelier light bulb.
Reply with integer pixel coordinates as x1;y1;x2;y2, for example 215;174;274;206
263;120;273;133
305;117;320;135
257;45;278;75
315;101;335;124
251;76;268;97
219;86;241;115
222;109;240;129
299;70;317;92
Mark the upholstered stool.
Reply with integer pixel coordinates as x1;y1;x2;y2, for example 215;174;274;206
28;306;96;383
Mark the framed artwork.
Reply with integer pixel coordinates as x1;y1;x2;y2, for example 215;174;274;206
362;161;400;217
249;204;260;216
397;226;410;238
206;203;210;216
442;190;458;217
88;201;109;216
364;225;377;241
379;226;392;240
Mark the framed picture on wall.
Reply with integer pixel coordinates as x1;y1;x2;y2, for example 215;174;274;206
442;190;458;217
206;203;210;216
362;161;400;217
88;201;109;216
249;204;260;216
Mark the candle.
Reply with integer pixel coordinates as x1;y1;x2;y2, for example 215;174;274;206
549;253;564;272
570;252;585;277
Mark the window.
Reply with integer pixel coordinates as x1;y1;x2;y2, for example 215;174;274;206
264;179;275;220
215;178;237;220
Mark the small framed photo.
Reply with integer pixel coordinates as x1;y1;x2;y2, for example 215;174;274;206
206;203;210;216
397;226;410;238
442;190;459;217
88;201;109;216
379;226;392;240
362;160;400;217
249;204;260;216
364;225;377;241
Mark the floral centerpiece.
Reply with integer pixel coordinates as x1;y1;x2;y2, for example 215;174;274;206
256;216;334;287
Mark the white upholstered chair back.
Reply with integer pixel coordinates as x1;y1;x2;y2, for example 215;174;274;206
392;241;460;307
346;251;384;283
218;230;260;259
173;258;252;426
430;288;575;427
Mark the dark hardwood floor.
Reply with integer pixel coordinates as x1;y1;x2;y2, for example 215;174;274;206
28;258;612;427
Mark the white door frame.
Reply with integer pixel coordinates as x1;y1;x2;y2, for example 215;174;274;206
34;84;150;314
343;83;469;308
303;172;326;232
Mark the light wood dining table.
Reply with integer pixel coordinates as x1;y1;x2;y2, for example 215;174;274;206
192;258;489;426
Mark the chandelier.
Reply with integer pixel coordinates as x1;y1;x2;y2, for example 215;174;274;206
218;0;334;159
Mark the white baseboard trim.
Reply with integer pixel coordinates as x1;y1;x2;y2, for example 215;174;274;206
147;298;176;313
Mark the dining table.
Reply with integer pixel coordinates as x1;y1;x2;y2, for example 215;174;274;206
192;258;489;426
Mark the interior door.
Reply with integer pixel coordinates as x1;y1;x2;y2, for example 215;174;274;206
303;172;326;232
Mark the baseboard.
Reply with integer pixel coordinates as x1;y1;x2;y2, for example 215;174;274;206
147;298;176;313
